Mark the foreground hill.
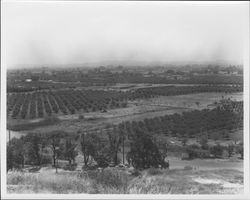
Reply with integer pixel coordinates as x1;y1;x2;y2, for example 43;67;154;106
7;167;243;194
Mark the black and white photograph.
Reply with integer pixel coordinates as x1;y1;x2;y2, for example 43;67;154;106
1;1;249;199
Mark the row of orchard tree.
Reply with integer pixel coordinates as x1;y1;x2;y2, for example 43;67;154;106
8;85;242;120
8;89;128;119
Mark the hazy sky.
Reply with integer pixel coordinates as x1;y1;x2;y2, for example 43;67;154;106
3;1;248;68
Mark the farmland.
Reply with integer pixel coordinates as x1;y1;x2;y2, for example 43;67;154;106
7;91;244;172
7;85;242;120
7;91;243;134
6;66;245;195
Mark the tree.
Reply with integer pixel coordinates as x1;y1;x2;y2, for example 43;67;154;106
200;134;209;150
9;138;26;168
45;131;66;167
186;144;201;159
79;131;95;167
7;143;13;171
106;125;121;165
118;123;126;164
90;131;111;168
195;101;200;107
227;144;235;157
23;133;43;165
127;129;164;169
181;133;189;146
63;136;78;165
210;144;224;158
236;142;243;159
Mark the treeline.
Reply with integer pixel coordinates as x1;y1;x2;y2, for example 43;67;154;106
7;71;243;94
7;100;243;171
7;86;49;93
9;70;243;87
7;127;168;171
114;73;243;85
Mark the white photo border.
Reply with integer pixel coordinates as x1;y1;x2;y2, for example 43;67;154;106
1;1;249;199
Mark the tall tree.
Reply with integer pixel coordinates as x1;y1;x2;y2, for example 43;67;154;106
24;133;43;166
107;125;122;165
127;129;164;169
63;135;78;165
45;131;66;167
118;123;126;164
78;131;95;167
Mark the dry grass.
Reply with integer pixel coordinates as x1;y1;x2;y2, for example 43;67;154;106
7;168;243;194
7;170;93;193
128;168;243;194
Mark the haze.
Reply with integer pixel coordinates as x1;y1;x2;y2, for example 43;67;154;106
3;1;248;68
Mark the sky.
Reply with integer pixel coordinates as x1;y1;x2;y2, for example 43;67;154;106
2;1;249;68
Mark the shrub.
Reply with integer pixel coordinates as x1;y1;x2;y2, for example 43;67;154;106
210;144;224;158
63;163;77;171
186;145;210;159
147;168;163;176
94;155;110;168
236;143;243;159
129;169;141;177
87;168;129;190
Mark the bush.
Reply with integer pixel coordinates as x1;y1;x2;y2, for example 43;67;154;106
147;168;163;176
210;144;224;158
63;163;77;171
27;166;41;173
186;145;210;159
94;155;110;168
87;168;129;190
129;169;141;177
236;143;243;159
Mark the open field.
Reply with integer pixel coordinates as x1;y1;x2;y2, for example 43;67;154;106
168;157;243;171
7;168;243;194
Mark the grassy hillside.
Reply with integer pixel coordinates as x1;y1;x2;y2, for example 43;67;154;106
7;168;243;194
